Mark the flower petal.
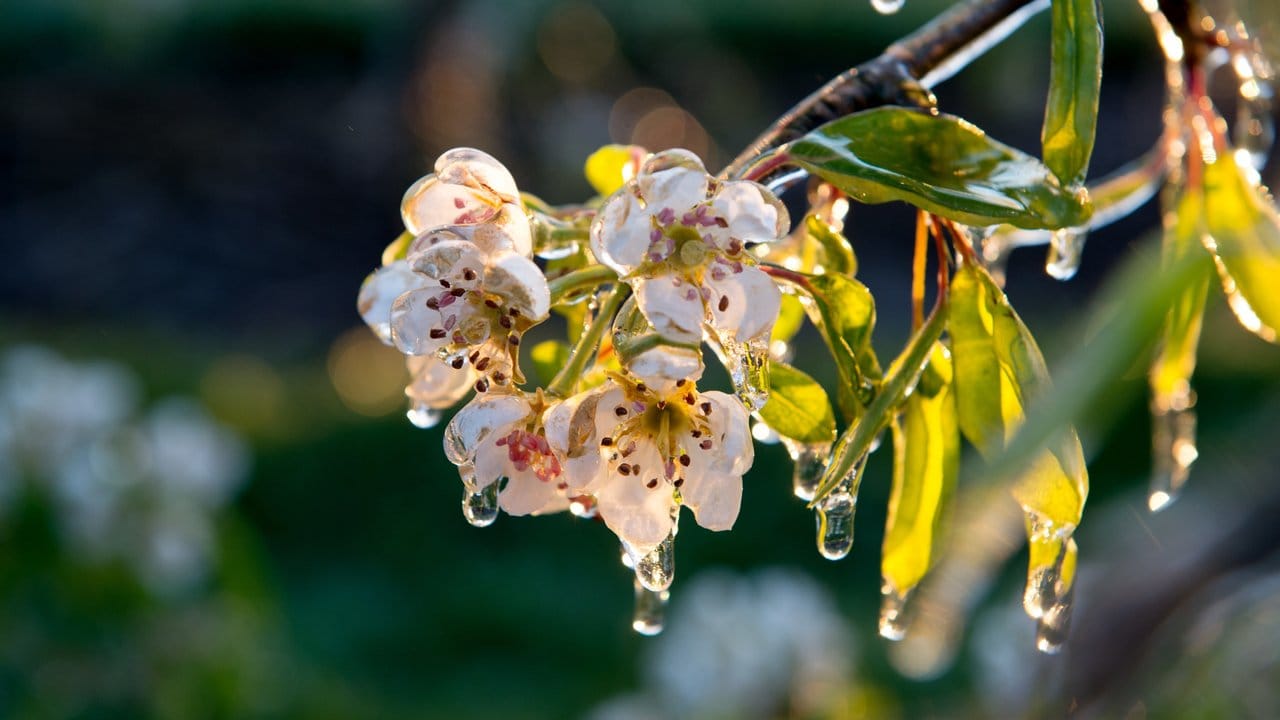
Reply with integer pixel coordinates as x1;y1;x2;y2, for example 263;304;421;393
481;204;533;257
597;445;676;554
498;471;560;516
702;390;754;475
680;470;742;532
443;394;530;467
626;345;704;393
637;150;710;210
591;190;652;273
485;252;551;320
401;178;501;236
544;387;610;494
711;180;789;242
406;355;473;408
634;275;705;345
409;239;486;287
434;147;520;202
704;263;780;343
390;288;448;355
358;260;426;344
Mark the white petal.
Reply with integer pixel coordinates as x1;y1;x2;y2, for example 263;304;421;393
591;191;652;273
703;391;754;475
390;289;447;355
532;494;570;515
481;204;533;257
409;239;485;286
434;147;520;202
405;355;473;408
443;394;530;467
626;345;704;393
638;164;710;215
401;177;500;236
634;275;705;345
358;261;426;344
711;180;789;242
597;450;676;554
544;388;609;494
704;264;780;343
498;470;560;516
485;252;550;320
680;470;742;532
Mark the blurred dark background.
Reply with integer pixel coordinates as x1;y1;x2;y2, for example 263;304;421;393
3;0;1280;717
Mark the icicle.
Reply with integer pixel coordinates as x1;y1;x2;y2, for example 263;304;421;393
815;457;864;560
782;438;831;502
1035;587;1074;654
633;531;676;592
1045;227;1087;280
631;577;669;636
1022;517;1078;622
406;402;442;429
1231;50;1275;171
879;583;911;641
714;335;771;412
461;478;500;527
1149;403;1197;511
871;0;904;14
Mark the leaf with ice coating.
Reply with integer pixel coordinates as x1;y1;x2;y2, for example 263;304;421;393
758;361;836;445
801;272;880;422
1042;0;1103;187
1149;181;1214;408
1202;152;1280;343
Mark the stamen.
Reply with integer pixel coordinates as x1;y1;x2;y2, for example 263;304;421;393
474;378;489;393
429;328;447;339
718;295;730;312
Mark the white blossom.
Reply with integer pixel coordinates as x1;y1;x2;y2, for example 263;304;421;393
590;150;788;347
400;147;532;256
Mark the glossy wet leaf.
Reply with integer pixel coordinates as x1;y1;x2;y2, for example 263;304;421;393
530;340;571;387
805;215;857;276
786;107;1093;230
948;260;1088;528
1149;183;1214;406
882;343;959;600
1042;0;1103;187
802;272;881;422
758;361;836;444
1202;153;1280;343
771;294;807;345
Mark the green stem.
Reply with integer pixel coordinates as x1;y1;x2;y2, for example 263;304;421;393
809;300;949;507
614;332;702;360
548;265;618;305
547;284;631;397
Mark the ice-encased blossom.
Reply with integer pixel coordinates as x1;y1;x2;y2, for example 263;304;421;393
389;224;550;390
401;147;532;256
444;392;569;516
545;370;753;555
590;149;788;347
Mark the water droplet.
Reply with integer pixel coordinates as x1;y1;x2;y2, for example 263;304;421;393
631;577;669;636
406;402;442;429
782;438;830;501
879;583;911;641
871;0;904;14
461;479;500;527
1150;404;1197;511
714;335;770;411
620;544;635;569
1035;587;1074;654
570;496;598;519
750;417;780;444
1023;529;1077;621
634;531;676;592
1045;228;1087;280
815;459;863;560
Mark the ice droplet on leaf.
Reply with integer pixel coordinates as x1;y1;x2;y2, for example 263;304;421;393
1149;404;1197;511
461;478;500;527
631;577;669;636
714;335;771;412
1035;586;1074;654
406;402;442;429
633;531;676;592
815;457;863;560
782;437;831;502
879;583;911;641
1022;516;1077;622
871;0;904;15
1045;227;1086;280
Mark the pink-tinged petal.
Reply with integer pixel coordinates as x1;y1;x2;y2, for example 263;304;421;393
498;470;560;516
401;178;500;236
443;394;530;467
532;494;570;515
481;203;533;257
702;391;754;475
634;275;705;345
680;470;742;532
591;191;652;273
626;345;704;394
434;147;520;202
410;239;486;287
485;252;550;320
544;387;610;494
358;261;428;344
390;289;448;355
704;264;780;343
711;180;790;243
405;355;473;409
638;165;710;215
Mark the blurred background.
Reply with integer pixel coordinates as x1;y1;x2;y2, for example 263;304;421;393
3;0;1280;717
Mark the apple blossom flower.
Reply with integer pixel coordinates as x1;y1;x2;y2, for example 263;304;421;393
544;370;753;558
389;224;550;391
589;150;788;348
401;147;532;256
443;391;569;517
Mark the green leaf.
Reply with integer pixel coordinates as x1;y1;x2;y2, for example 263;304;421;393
1043;0;1103;187
771;294;807;345
530;340;571;387
802;272;881;422
1149;182;1215;406
882;343;959;600
1202;153;1280;343
758;361;837;444
948;260;1087;528
786;107;1092;230
806;215;857;276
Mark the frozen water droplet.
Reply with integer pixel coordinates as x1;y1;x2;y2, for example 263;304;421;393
750;417;780;444
569;496;598;519
871;0;904;14
815;459;863;560
406;402;442;429
620;544;635;569
879;584;911;641
461;480;500;527
1150;404;1197;512
714;335;770;411
634;531;676;592
631;577;669;636
1045;228;1087;280
782;438;830;501
1035;587;1073;654
1023;528;1077;621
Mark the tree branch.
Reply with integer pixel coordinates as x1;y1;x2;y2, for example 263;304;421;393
722;0;1044;180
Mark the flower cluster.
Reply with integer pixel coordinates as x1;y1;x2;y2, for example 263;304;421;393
358;147;789;612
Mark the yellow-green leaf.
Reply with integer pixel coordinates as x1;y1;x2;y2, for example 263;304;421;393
759;361;837;445
530;340;571;387
381;231;413;266
1149;181;1215;407
584;144;646;197
1202;152;1280;343
771;294;807;345
1042;0;1103;186
882;343;959;600
803;272;881;422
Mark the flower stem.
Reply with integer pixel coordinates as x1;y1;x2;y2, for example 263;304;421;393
547;284;630;398
548;265;618;305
